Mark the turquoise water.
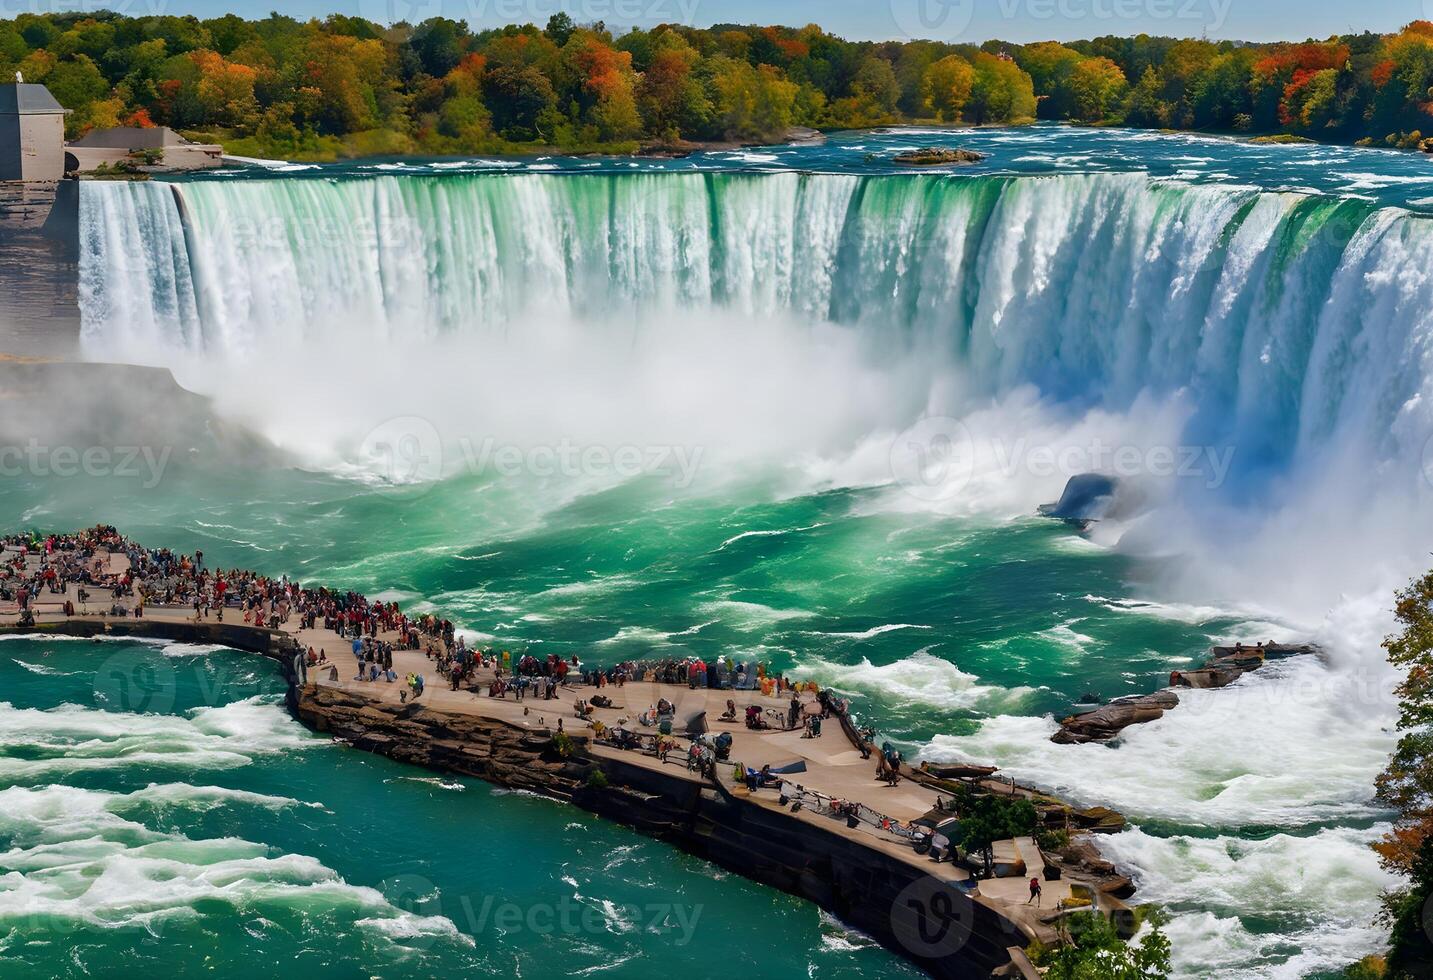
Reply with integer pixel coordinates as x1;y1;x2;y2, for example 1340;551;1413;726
0;637;918;979
14;124;1433;976
0;458;1395;978
199;124;1433;215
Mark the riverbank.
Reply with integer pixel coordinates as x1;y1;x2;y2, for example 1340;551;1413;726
1;534;1139;979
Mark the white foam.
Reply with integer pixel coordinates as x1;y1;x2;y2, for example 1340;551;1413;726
123;782;322;811
1083;594;1268;627
1034;621;1097;656
696;599;816;629
804;623;932;641
0;783;465;945
792;649;1034;712
357;914;476;945
716;522;826;550
1101;824;1397;979
0;697;315;783
386;776;466;792
920;658;1393;827
10;659;78;676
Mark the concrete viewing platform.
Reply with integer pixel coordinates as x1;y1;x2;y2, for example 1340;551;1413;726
1;537;1138;979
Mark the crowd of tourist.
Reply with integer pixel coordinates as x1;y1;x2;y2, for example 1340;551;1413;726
1;527;977;877
1;525;444;650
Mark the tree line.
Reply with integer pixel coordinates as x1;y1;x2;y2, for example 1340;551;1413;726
1366;572;1433;979
0;12;1430;159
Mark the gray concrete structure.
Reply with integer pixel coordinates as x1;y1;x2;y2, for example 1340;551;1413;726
0;83;68;182
66;125;222;172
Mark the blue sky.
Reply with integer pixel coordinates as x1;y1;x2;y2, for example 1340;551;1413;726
88;0;1427;44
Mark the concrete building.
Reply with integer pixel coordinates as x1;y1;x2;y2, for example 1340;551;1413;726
0;82;68;183
66;126;223;173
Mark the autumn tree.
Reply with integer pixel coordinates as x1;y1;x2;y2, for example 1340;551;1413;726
636;31;711;141
560;31;641;142
702;54;796;142
1069;56;1127;122
1374;570;1433;978
1368;23;1433;140
1250;42;1349;131
189;49;258;126
1;11;1429;160
922;55;974;123
432;53;490;149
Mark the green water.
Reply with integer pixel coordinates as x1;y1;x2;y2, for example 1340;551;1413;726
0;463;1303;979
5;465;1228;731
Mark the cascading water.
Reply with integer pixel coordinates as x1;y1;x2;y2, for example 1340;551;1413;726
59;158;1433;978
78;171;1433;486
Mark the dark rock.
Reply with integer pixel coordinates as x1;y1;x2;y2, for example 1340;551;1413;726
1037;473;1147;524
1052;691;1179;744
1097;875;1137;899
892;147;985;166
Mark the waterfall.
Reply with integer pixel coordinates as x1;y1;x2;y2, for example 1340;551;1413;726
77;171;1433;482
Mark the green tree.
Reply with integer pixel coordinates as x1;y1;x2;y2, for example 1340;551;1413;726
483;64;557;140
44;54;110;110
409;17;468;78
544;12;576;48
852;55;900;116
951;787;1038;878
1123;66;1168;127
967;52;1036;124
1039;911;1173;980
1190;50;1253;129
702;55;796;141
1017;41;1085;119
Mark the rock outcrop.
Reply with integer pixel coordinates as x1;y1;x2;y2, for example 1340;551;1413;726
296;684;1029;980
1053;642;1317;743
1171;642;1314;690
1037;473;1149;526
893;147;985;165
1052;691;1179;744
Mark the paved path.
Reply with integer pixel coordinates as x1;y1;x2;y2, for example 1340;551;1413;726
1;543;1095;943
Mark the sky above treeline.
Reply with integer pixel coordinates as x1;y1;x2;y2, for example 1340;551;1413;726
62;0;1427;45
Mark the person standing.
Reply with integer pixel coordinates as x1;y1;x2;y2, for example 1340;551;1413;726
1026;876;1042;906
